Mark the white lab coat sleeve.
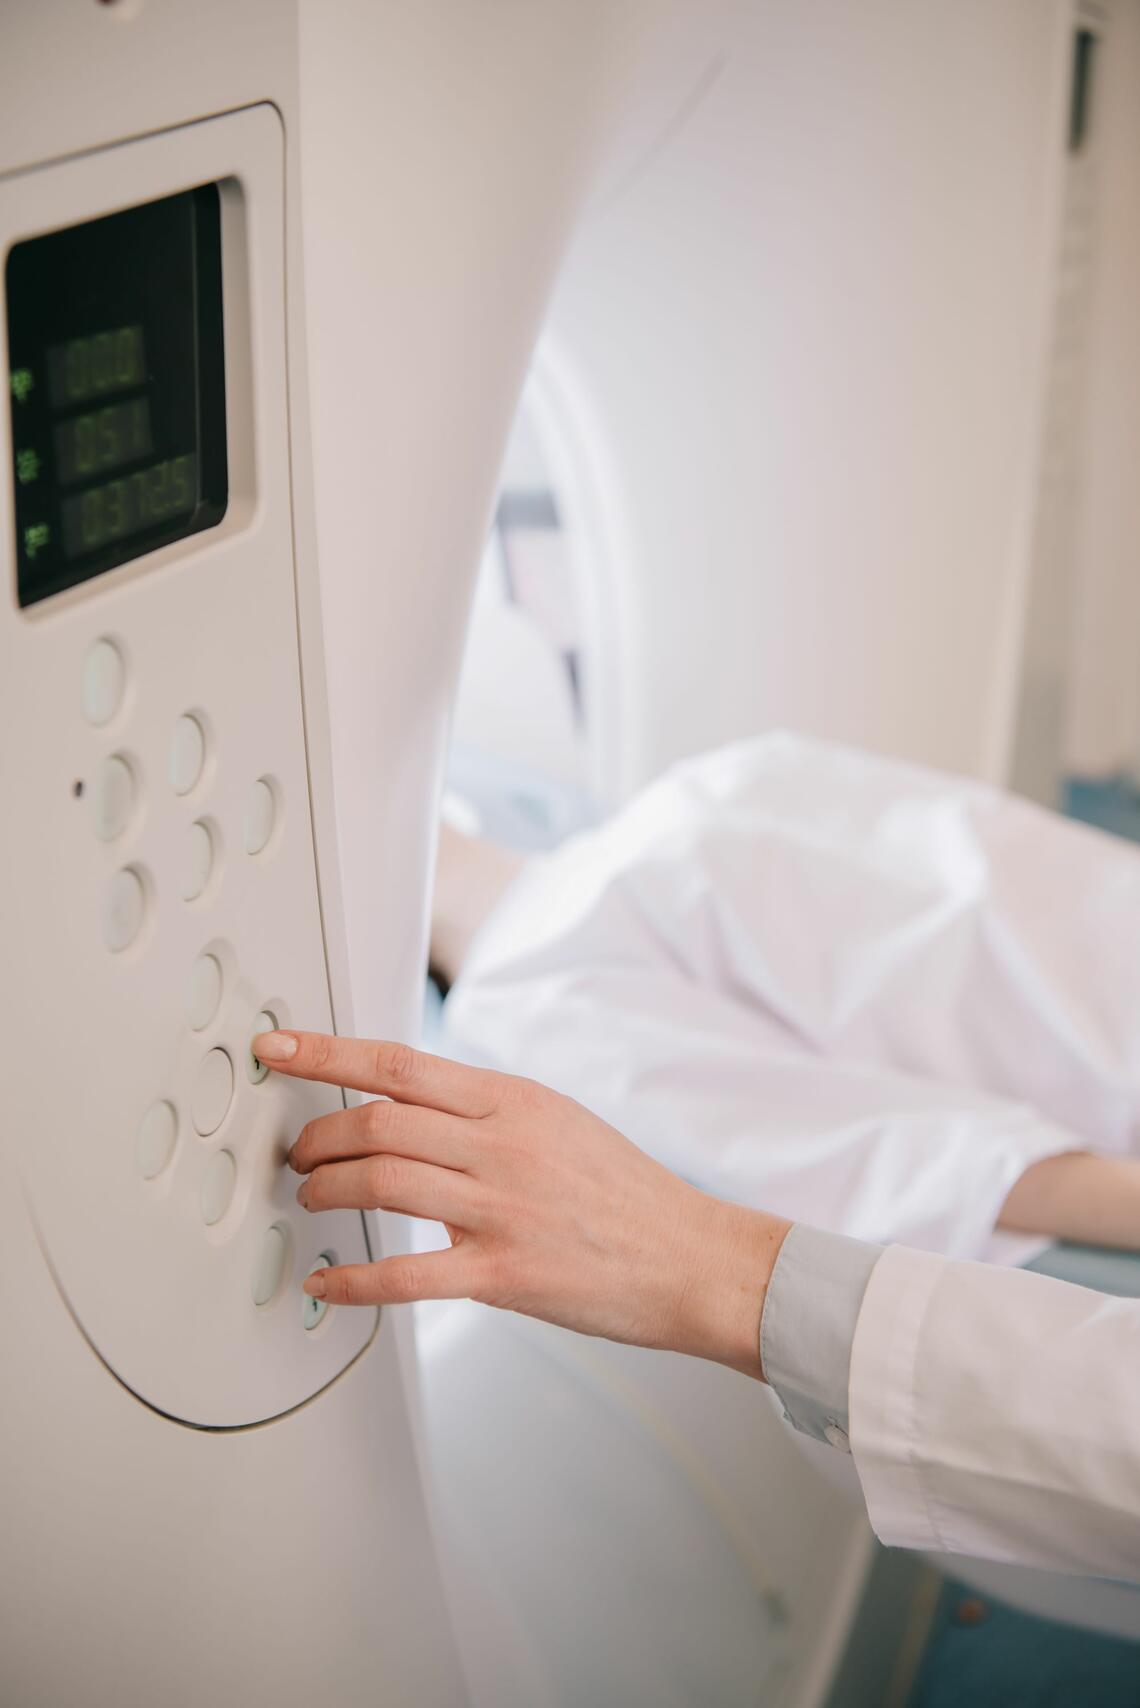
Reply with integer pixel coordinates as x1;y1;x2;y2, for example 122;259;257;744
444;733;1115;1256
849;1243;1140;1576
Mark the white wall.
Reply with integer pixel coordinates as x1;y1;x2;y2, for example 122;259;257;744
533;0;1076;800
1064;0;1140;781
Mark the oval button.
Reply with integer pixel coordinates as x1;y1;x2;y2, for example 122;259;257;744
303;1254;332;1330
81;638;125;727
92;755;135;842
244;778;277;855
103;867;146;953
191;1048;234;1137
169;715;206;796
247;1010;278;1083
182;820;215;902
252;1224;290;1307
200;1149;237;1226
136;1101;177;1181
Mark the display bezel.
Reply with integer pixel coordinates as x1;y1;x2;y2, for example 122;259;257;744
5;184;229;608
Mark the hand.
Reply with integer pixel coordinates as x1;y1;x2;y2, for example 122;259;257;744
253;1030;791;1379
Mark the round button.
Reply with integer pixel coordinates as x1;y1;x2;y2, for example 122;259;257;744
182;820;215;902
303;1254;332;1330
823;1421;851;1454
169;714;206;796
244;778;277;855
103;867;146;953
200;1149;237;1226
186;953;223;1032
252;1224;290;1307
247;1010;278;1083
191;1048;234;1136
91;754;135;842
136;1101;177;1181
81;638;125;727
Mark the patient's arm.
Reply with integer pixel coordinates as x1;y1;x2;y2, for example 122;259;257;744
431;821;524;989
999;1151;1140;1250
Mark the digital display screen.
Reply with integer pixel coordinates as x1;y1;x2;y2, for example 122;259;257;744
6;186;227;606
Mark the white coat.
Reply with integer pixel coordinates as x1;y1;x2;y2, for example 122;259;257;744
443;732;1140;1573
851;1243;1140;1577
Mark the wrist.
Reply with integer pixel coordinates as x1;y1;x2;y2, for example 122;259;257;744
674;1195;792;1381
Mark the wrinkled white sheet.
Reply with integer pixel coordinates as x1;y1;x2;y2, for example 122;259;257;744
443;733;1140;1259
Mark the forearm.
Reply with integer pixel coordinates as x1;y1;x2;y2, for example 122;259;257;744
430;823;524;987
998;1151;1140;1250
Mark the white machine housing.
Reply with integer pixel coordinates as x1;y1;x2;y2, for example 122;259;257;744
0;2;669;1703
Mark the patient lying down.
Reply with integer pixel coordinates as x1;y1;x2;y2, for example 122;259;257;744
432;733;1140;1261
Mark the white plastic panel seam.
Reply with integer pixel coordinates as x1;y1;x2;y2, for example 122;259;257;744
0;105;376;1427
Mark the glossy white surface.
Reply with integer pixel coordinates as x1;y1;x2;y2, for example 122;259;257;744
185;953;223;1032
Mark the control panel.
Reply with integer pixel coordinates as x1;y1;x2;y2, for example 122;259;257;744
1;107;378;1428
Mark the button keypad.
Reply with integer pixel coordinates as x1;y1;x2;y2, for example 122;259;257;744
79;636;352;1381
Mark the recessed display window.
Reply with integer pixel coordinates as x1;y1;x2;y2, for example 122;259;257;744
6;184;228;607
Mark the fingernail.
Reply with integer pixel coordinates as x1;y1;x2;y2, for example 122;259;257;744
296;1181;310;1208
303;1271;327;1298
253;1030;298;1062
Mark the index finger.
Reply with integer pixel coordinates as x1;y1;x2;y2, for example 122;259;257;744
252;1029;499;1117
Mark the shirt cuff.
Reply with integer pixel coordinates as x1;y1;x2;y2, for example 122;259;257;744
759;1223;885;1452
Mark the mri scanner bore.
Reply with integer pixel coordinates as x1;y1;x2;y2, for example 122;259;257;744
9;2;1140;1705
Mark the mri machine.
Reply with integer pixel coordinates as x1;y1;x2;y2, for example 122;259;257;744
3;0;1140;1703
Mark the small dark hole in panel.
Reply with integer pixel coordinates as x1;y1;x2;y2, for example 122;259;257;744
72;779;84;798
1070;28;1097;153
